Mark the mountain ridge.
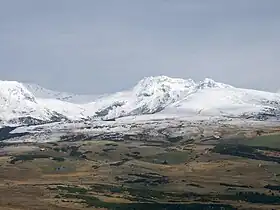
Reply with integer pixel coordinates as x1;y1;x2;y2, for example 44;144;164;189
0;76;279;126
23;82;99;103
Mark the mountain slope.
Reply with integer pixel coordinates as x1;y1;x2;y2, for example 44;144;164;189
24;83;99;103
89;76;278;120
0;76;279;126
0;81;62;125
89;76;199;120
163;87;280;118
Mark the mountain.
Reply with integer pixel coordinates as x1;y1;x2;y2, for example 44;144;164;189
24;83;98;103
0;76;279;126
89;76;280;120
164;87;280;118
0;81;62;125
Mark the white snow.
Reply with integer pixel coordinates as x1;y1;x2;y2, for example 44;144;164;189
0;81;55;123
164;87;280;116
24;83;99;103
0;76;279;126
36;98;87;120
8;112;280;143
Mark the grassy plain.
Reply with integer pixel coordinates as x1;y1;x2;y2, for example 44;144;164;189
1;129;280;210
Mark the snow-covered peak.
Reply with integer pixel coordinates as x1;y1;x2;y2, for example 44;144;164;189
197;78;233;89
133;76;232;97
0;80;58;125
24;83;99;103
133;76;196;97
0;76;279;126
0;80;37;104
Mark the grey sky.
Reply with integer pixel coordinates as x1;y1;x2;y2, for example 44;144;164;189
0;0;279;94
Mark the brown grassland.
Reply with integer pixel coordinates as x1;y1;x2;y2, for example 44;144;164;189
1;127;280;210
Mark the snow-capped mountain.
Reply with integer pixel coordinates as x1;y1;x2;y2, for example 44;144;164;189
164;87;280;117
88;76;200;120
0;76;279;126
0;81;63;125
90;76;280;120
24;83;98;103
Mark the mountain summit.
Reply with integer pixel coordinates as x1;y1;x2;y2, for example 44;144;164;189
0;80;59;125
0;76;279;126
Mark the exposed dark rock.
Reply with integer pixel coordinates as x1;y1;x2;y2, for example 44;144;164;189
0;126;29;141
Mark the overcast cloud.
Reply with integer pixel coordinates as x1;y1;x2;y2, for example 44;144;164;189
0;0;279;94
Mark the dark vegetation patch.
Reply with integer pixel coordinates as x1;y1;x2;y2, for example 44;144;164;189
53;147;61;152
89;183;196;201
61;147;68;152
68;146;84;158
60;134;92;142
48;185;88;195
123;173;169;186
219;183;253;189
216;191;280;204
58;186;225;209
242;134;280;149
51;157;65;162
212;144;280;163
125;152;142;159
10;154;51;164
0;126;29;141
264;185;280;192
105;143;118;147
9;154;65;164
109;160;127;166
49;183;280;207
181;139;195;145
60;193;236;210
52;147;68;153
57;186;88;194
167;136;183;143
102;147;117;152
225;134;280;150
186;183;204;188
142;151;193;164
